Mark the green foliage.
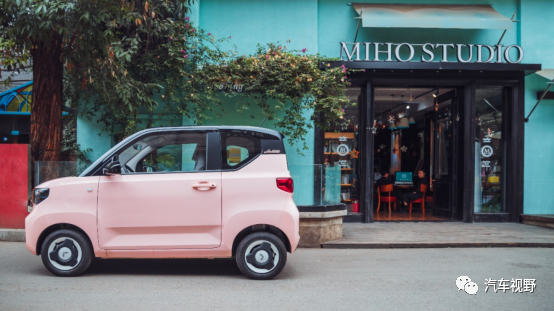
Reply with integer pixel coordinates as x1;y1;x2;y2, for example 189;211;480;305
155;153;176;170
1;0;356;152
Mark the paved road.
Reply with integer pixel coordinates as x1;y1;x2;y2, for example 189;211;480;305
1;242;553;310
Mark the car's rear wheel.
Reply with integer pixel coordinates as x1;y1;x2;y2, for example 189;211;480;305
236;232;287;280
40;229;93;277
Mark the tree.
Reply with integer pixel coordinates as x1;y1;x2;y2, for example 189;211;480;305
1;0;354;170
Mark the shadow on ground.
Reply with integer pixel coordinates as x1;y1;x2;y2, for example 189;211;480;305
85;257;243;277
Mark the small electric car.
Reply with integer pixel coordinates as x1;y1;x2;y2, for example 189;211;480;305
26;126;299;280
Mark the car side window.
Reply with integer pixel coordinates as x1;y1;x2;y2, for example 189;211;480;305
221;132;261;170
119;131;207;173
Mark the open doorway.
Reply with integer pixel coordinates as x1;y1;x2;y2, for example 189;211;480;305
372;86;458;221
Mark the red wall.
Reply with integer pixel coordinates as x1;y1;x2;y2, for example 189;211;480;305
0;144;31;229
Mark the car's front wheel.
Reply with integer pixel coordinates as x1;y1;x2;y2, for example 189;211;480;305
236;232;287;280
40;229;93;277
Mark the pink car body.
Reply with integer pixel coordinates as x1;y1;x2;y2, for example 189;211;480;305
26;126;299;279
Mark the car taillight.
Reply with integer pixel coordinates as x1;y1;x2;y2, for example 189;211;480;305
276;178;294;193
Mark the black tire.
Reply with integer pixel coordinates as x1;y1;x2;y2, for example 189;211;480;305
236;232;287;280
40;229;93;277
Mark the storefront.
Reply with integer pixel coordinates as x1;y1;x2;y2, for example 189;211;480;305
315;60;539;223
77;1;554;223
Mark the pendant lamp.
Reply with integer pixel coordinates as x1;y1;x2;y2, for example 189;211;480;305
397;117;410;129
408;117;416;124
388;122;397;130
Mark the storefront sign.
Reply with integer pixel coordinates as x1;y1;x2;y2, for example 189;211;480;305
340;42;524;64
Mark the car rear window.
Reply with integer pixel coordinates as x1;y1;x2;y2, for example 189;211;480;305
221;131;261;170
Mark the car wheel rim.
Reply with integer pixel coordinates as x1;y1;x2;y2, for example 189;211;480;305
47;237;82;271
244;240;279;274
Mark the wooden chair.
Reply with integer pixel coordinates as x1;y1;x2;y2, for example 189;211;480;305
377;184;396;213
409;184;428;214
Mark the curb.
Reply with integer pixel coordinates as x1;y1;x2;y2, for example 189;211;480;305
321;242;554;249
0;229;26;242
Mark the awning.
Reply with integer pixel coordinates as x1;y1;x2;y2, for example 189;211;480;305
536;69;554;81
352;4;513;30
0;81;70;116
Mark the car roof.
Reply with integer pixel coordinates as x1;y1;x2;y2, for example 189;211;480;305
134;126;283;139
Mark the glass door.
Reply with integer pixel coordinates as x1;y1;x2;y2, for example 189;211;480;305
474;86;507;214
431;90;457;218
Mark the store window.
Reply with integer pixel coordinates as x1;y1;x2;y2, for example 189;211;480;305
474;87;505;213
323;87;361;213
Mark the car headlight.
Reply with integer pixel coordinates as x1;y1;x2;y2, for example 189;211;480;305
32;188;50;205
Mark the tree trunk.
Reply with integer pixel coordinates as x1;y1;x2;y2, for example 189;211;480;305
30;33;64;181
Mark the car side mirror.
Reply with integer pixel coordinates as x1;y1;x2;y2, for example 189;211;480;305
103;156;122;175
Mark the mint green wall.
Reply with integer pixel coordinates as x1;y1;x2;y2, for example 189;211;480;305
77;0;554;211
76;112;111;170
521;0;554;214
198;0;318;55
318;0;519;60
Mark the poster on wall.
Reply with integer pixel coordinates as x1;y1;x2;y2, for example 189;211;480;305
391;131;402;174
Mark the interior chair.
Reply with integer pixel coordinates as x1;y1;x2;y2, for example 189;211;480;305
409;184;428;214
377;184;396;214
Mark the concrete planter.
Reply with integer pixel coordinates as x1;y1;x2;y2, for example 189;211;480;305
297;205;347;248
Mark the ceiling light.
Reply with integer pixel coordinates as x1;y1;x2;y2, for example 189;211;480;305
432;89;439;98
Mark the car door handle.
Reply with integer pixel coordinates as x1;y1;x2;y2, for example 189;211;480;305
192;182;217;190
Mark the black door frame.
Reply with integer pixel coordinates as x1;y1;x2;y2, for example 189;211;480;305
315;69;527;223
428;89;460;220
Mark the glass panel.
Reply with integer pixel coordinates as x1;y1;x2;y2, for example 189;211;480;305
436;100;452;178
290;164;323;206
119;132;207;173
323;87;361;213
34;161;77;186
474;87;504;213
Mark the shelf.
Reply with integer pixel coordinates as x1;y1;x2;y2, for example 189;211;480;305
342;199;352;202
341;168;352;171
325;132;355;139
341;184;352;186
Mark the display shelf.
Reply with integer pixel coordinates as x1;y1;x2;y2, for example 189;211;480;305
341;184;352;186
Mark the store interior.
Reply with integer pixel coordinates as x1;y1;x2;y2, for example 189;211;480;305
322;86;459;221
372;86;454;221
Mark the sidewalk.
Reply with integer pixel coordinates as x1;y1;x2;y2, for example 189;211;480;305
0;229;25;242
322;222;554;248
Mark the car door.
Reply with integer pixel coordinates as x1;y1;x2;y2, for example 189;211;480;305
97;130;222;250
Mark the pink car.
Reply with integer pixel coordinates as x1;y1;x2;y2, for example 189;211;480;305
26;126;299;280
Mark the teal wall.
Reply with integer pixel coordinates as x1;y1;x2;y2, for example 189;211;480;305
318;0;519;60
77;0;554;212
520;0;554;214
76;110;111;170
